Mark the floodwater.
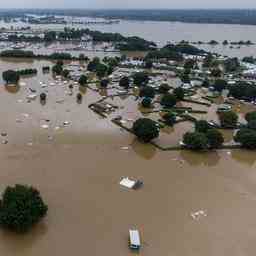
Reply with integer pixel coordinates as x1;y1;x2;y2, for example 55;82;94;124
3;18;256;57
0;59;256;256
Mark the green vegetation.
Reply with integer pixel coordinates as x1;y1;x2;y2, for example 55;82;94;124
100;79;109;88
219;111;238;128
160;93;177;108
52;63;63;75
133;118;159;143
0;184;48;233
162;112;176;126
183;132;208;150
234;128;256;149
206;129;224;149
40;93;47;101
2;70;20;84
139;86;155;98
141;97;152;108
213;79;227;92
173;87;185;100
79;75;88;86
119;76;130;89
133;72;149;86
158;83;171;94
245;111;256;123
195;120;211;133
228;81;256;101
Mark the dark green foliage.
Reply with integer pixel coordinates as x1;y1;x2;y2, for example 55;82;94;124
0;184;48;233
62;69;70;78
133;72;149;86
228;81;256;101
2;70;20;84
119;76;130;89
213;79;227;92
162;112;176;126
100;79;109;88
158;83;171;94
248;120;256;130
211;68;222;77
40;93;46;101
219;111;238;128
184;59;196;70
223;40;229;45
183;132;208;150
195;120;211;133
42;66;50;73
173;87;185;100
87;57;100;72
44;31;56;41
141;97;152;108
234;128;256;149
160;93;177;108
77;93;82;102
180;72;190;83
203;54;214;68
17;69;37;76
52;64;63;75
202;78;210;88
242;56;255;64
139;86;155;98
223;57;240;72
79;75;88;86
117;36;156;51
144;60;153;69
0;50;35;58
245;111;256;123
133;118;159;143
96;63;108;78
206;129;224;149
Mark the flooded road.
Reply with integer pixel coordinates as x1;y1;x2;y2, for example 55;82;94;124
0;59;256;255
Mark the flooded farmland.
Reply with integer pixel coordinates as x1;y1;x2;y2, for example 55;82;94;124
0;59;256;256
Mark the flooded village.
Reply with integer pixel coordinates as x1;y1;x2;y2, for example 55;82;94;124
0;12;256;256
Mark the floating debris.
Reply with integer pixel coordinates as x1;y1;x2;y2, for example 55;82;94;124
2;140;8;145
27;142;33;146
16;119;23;123
63;121;71;127
54;126;61;131
56;99;65;104
1;132;7;137
21;113;30;118
190;210;207;220
120;177;143;190
27;94;37;100
41;124;49;129
121;146;129;150
48;136;54;141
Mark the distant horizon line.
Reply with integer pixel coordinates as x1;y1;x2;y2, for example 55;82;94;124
1;8;256;11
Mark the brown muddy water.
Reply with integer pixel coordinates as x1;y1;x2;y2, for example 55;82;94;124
0;59;256;256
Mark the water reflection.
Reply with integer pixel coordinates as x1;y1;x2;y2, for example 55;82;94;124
0;221;48;253
179;150;220;166
4;84;20;94
231;150;256;166
131;139;157;160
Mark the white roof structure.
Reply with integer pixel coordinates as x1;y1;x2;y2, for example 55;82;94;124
120;177;136;189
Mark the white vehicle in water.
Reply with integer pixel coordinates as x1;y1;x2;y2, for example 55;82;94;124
129;230;141;250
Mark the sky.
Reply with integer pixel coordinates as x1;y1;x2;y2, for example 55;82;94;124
1;0;256;9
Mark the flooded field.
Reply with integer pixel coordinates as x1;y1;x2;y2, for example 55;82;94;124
0;59;256;256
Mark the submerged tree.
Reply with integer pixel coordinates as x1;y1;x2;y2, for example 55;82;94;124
133;118;159;143
2;70;20;84
0;184;48;233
